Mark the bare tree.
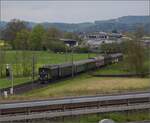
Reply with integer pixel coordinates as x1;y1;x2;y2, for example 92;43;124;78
125;26;146;74
0;47;6;78
1;19;28;49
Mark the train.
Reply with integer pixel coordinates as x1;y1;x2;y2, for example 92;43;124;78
39;53;123;82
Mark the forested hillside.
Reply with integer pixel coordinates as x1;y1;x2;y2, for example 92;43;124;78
1;16;150;33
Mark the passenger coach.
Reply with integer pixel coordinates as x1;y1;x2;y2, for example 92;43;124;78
39;53;123;82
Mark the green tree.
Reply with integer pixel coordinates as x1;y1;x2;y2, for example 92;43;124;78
42;27;67;52
14;29;30;50
42;28;61;50
46;27;62;39
29;24;45;50
74;46;89;53
100;42;122;54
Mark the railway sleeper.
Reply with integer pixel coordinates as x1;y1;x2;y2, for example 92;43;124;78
128;97;150;104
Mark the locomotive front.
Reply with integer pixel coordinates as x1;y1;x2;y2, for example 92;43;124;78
39;67;49;82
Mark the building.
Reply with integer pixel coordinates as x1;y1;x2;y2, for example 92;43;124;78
142;36;150;47
60;39;78;47
83;32;123;48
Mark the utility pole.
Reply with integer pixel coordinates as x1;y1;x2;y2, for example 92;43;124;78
65;46;67;62
71;46;74;77
11;67;14;95
32;55;35;82
88;44;90;59
6;64;14;95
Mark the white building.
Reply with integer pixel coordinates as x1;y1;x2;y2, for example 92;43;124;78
83;32;123;48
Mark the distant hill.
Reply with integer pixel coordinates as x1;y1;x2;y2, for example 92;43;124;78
1;16;150;33
95;16;150;24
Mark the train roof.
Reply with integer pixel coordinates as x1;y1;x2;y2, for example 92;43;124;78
40;54;120;69
59;63;73;68
110;53;123;58
74;58;95;65
41;62;73;69
40;58;97;69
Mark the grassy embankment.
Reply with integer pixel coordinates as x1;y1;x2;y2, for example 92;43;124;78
0;51;96;89
45;111;150;123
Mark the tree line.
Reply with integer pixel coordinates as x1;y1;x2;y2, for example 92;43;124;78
0;19;82;52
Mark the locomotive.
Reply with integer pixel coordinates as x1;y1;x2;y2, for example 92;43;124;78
39;53;123;82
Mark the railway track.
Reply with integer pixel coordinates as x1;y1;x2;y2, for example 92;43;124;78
0;92;150;122
0;80;39;95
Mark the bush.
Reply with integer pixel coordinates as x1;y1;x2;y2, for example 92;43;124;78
47;40;68;53
100;42;123;54
74;46;89;53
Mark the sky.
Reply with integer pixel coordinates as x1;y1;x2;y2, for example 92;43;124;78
1;1;149;23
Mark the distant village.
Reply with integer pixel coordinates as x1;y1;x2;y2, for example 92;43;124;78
82;32;123;48
62;32;150;50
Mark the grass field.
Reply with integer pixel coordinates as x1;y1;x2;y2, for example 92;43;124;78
0;77;31;89
25;75;150;98
95;61;128;74
3;73;148;101
0;51;96;88
2;50;96;65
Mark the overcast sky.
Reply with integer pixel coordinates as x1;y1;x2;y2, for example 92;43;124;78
1;1;149;23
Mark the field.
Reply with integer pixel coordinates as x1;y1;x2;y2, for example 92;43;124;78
3;73;148;101
0;51;96;88
94;61;128;74
2;76;149;101
2;51;96;65
23;75;149;98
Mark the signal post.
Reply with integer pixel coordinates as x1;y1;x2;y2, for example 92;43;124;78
6;64;14;95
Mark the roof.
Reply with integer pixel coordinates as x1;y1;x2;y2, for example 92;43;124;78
40;58;96;69
74;58;95;65
60;38;77;42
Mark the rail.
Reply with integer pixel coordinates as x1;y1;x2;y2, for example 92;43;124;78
0;92;150;122
0;103;150;122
